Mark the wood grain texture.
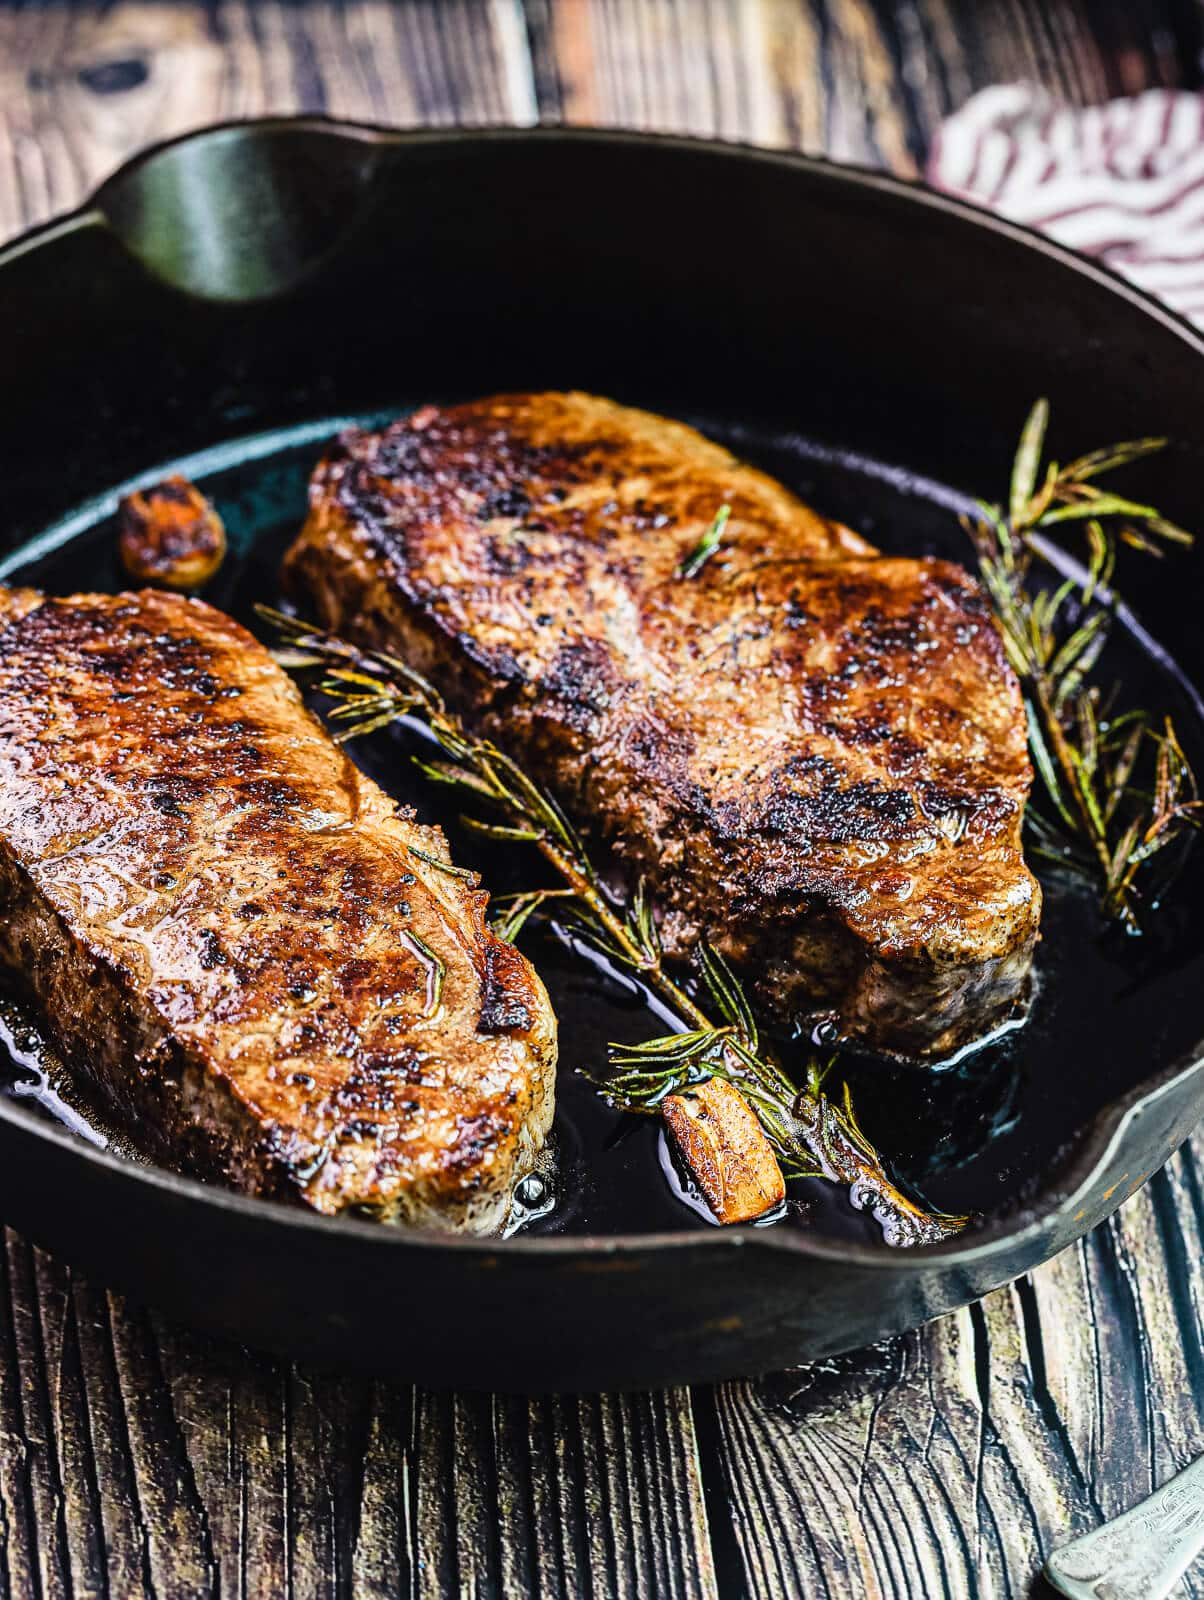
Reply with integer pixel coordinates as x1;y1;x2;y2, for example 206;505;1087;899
703;1154;1204;1598
1;2;1203;1596
0;1231;717;1597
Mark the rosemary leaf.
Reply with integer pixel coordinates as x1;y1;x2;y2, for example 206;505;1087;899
332;712;405;743
1052;627;1109;715
459;815;542;843
1048;613;1109;692
1025;701;1076;828
411;758;497;799
626;877;662;965
1010;398;1048;528
1068;747;1110;841
677;503;731;579
1062;438;1166;483
697;940;758;1055
408;844;478;880
608;1028;724;1065
271;647;325;669
1102;723;1144;823
491;889;575;944
326;667;397;692
1149;515;1194;547
1037;493;1160;528
401;931;446;1016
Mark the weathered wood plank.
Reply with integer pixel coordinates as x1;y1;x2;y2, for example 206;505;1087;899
150;1317;290;1600
0;0;540;241
541;0;1200;173
0;1235;718;1597
0;1234;66;1600
352;1382;413;1596
401;1389;717;1599
33;1256;108;1600
705;1135;1204;1599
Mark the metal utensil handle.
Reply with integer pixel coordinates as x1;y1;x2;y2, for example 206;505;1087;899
1046;1453;1204;1600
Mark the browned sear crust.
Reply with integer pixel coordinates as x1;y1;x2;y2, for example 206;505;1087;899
0;587;557;1232
284;391;1042;1059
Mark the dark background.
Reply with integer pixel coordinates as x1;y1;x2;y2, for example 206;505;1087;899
2;3;1204;1596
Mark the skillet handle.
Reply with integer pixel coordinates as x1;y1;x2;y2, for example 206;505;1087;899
91;119;390;301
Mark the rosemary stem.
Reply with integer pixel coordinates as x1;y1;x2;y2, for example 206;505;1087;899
791;1096;958;1246
1032;672;1116;883
530;833;715;1032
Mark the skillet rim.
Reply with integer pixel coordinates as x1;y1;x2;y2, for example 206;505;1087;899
1;114;1202;1273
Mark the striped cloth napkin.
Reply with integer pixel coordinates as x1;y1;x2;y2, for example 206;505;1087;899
927;83;1204;328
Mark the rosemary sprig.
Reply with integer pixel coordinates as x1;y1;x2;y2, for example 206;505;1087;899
677;503;731;578
590;943;955;1244
258;604;962;1245
574;921;959;1242
971;401;1199;931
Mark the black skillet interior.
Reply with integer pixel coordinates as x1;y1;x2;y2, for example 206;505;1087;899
1;122;1203;1390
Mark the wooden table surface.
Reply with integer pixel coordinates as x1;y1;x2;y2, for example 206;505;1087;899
2;3;1204;1596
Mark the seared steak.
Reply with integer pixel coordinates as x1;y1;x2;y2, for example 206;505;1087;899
0;586;556;1231
284;392;1041;1058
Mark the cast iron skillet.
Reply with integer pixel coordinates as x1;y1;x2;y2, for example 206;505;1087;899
1;120;1203;1392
